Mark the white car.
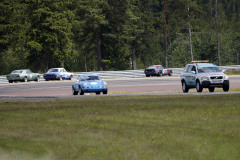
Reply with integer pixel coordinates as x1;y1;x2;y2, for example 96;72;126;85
181;61;229;93
43;68;73;81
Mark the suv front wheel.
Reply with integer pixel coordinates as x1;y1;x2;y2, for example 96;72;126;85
182;81;189;93
196;81;203;92
223;84;229;92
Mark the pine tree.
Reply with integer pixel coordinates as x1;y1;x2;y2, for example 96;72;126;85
26;0;73;71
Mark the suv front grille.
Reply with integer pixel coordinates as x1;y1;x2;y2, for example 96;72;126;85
210;76;223;79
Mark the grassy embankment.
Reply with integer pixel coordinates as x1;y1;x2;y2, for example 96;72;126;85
0;94;240;160
225;70;240;75
110;87;240;94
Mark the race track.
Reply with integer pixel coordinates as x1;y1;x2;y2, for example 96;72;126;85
0;76;240;100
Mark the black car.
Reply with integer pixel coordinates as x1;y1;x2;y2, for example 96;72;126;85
144;65;172;77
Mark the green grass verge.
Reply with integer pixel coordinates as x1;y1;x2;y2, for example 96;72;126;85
0;94;240;160
110;87;240;94
226;70;240;75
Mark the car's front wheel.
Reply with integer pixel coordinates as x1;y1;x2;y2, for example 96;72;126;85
35;76;40;82
103;89;108;94
96;92;100;95
79;86;84;95
157;72;162;77
182;81;189;93
72;87;78;95
223;84;229;92
196;81;203;92
23;77;28;82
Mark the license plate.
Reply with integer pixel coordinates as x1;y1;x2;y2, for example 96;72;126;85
212;80;222;83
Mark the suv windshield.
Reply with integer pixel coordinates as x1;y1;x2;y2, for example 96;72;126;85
197;66;221;73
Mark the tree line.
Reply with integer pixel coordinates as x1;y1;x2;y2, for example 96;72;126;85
1;0;239;75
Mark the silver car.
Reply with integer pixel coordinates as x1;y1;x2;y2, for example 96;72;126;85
180;61;229;93
6;69;40;83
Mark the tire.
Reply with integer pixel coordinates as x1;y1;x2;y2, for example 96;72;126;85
182;81;189;93
69;75;72;80
35;76;40;82
79;86;84;95
168;72;172;76
103;89;108;94
23;77;27;82
223;84;229;92
146;75;150;77
9;80;13;83
96;92;100;95
158;70;163;77
72;87;78;95
196;81;203;92
208;87;215;92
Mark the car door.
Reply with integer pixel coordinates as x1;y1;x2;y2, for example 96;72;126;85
59;69;64;78
159;65;164;74
26;70;32;80
189;66;197;86
28;70;36;80
185;65;194;85
62;69;68;78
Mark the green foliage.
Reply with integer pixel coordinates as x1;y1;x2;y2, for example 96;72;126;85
0;0;240;74
168;38;190;68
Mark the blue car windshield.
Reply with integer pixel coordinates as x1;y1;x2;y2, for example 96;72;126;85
48;69;58;72
197;66;221;73
81;76;99;81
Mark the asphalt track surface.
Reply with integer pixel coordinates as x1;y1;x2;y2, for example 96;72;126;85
0;76;240;101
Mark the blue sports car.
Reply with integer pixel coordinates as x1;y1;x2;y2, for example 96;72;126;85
43;68;73;81
72;74;108;95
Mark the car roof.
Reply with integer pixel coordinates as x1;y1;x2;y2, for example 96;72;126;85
195;63;217;67
49;68;64;70
188;63;216;66
13;69;29;71
148;65;162;67
81;74;99;77
16;69;28;70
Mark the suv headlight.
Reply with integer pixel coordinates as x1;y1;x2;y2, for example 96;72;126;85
224;76;229;80
103;81;107;85
201;77;209;81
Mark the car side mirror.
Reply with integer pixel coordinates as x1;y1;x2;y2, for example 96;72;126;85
191;71;196;74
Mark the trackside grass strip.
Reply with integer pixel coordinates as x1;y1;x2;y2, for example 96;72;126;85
0;94;240;160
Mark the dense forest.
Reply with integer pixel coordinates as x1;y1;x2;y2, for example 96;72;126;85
0;0;239;74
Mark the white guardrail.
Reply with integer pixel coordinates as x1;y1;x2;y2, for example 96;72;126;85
0;65;240;84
